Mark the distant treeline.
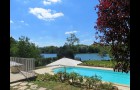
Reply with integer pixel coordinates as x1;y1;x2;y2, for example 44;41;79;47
39;44;110;54
10;36;111;67
10;36;111;59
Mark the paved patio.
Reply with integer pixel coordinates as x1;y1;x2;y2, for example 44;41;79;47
10;81;47;90
10;71;35;83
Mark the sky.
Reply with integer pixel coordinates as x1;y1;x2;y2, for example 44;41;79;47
10;0;99;47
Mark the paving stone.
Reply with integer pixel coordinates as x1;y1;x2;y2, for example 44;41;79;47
12;85;20;89
10;82;22;86
30;85;38;89
28;83;34;85
20;82;28;86
18;86;28;90
38;87;47;90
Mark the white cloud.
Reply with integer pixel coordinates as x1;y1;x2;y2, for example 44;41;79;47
81;39;92;43
29;8;64;21
25;23;29;26
65;31;77;34
19;20;29;26
49;0;61;3
43;0;51;5
43;0;61;5
20;20;24;23
10;20;14;23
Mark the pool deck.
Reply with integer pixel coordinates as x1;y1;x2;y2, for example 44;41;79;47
10;71;35;83
34;65;130;90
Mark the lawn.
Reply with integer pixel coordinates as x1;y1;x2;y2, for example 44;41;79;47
30;81;82;90
79;60;116;68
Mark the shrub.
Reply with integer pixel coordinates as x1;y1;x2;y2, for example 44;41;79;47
35;72;117;90
80;60;114;68
97;82;114;90
36;73;52;81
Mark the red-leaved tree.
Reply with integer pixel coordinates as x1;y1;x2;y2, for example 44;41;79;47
94;0;130;73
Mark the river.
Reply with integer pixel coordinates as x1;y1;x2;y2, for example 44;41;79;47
41;53;111;61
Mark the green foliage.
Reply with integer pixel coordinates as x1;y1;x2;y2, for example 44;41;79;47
77;75;83;83
39;46;59;53
93;43;112;57
85;75;102;89
69;72;79;84
31;80;82;90
39;43;112;60
56;71;65;82
35;57;58;67
10;36;18;56
57;33;80;59
65;33;79;46
36;73;58;82
95;0;130;73
36;74;46;81
57;45;74;59
17;36;41;58
10;44;18;56
98;82;114;90
10;36;41;59
35;72;115;90
10;36;47;68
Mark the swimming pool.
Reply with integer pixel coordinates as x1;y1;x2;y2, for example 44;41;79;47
53;67;130;86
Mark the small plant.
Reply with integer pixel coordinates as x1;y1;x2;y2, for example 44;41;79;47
85;76;93;89
84;75;102;89
97;82;114;90
51;74;59;81
36;74;45;81
36;73;53;81
35;72;117;90
56;71;66;82
69;72;79;85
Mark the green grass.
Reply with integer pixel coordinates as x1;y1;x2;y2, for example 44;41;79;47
31;81;82;90
79;60;116;68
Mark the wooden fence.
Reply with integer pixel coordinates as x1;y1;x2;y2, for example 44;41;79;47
10;57;35;81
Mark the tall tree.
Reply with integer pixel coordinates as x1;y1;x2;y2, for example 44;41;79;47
95;0;130;72
57;33;79;59
65;33;79;46
17;36;41;58
57;46;74;59
10;36;18;56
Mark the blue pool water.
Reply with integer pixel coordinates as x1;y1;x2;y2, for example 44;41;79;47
53;67;130;86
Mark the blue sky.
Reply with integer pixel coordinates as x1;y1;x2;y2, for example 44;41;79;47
10;0;99;47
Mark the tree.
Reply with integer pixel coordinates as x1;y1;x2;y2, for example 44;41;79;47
10;36;18;56
95;0;130;73
17;36;41;58
57;45;74;59
92;43;111;57
57;33;79;59
40;46;59;53
65;33;79;46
